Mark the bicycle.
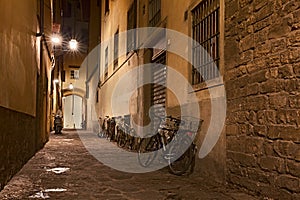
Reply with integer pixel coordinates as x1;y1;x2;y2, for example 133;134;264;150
108;117;116;141
114;116;124;145
116;116;138;151
98;116;109;138
137;115;203;175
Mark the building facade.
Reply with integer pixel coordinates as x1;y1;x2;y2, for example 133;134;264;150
96;0;300;198
0;0;53;190
98;0;226;181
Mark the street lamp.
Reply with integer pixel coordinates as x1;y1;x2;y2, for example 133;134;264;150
50;34;78;52
69;39;78;51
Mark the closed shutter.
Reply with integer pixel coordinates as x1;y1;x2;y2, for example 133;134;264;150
151;51;166;129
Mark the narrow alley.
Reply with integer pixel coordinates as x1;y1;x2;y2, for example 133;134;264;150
0;131;256;200
1;0;300;199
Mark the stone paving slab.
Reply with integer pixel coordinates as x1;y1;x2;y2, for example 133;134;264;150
0;130;258;200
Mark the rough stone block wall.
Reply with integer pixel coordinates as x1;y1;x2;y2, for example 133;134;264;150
0;107;37;191
225;0;300;199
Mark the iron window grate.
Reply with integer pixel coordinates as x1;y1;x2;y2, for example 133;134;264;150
149;0;161;27
192;0;220;85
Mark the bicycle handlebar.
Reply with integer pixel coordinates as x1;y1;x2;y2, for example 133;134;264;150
165;115;181;123
151;114;184;125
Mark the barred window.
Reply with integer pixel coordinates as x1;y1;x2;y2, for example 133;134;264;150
114;29;119;69
70;70;79;79
96;89;99;103
192;0;220;85
104;46;108;79
127;0;137;53
149;0;161;27
105;0;109;14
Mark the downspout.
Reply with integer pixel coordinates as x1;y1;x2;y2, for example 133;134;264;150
40;0;45;137
36;0;45;150
37;0;44;97
40;0;45;145
136;0;141;130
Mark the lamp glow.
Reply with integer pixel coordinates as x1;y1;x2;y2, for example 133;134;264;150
69;39;78;51
69;83;74;90
51;34;62;45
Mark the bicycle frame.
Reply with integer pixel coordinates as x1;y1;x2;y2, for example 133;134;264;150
138;115;202;175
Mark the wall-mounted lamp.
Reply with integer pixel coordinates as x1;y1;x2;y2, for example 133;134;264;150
69;83;74;90
51;34;62;45
36;32;44;37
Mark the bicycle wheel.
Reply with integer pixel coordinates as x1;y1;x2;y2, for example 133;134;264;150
168;136;194;175
97;130;105;138
125;135;133;150
138;136;159;167
129;128;138;151
117;132;126;148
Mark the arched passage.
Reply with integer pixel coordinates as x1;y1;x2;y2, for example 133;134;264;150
62;88;86;129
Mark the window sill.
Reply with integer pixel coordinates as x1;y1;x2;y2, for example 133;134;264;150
191;76;224;93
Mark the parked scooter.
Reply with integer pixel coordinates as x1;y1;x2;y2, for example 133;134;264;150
54;115;63;134
53;109;63;134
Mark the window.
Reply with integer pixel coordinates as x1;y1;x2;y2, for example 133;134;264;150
114;29;119;69
127;0;137;53
192;0;220;85
105;0;109;14
61;70;65;82
96;90;99;103
70;70;79;79
149;0;161;27
151;51;166;131
104;46;108;79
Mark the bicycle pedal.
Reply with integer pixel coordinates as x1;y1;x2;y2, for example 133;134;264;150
164;153;174;160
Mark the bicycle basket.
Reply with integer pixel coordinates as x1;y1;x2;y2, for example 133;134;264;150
180;116;203;132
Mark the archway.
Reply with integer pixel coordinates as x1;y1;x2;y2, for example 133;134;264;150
62;88;86;129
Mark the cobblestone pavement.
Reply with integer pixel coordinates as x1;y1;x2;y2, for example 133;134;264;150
0;130;258;200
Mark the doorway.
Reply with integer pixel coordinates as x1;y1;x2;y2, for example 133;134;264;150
63;95;83;129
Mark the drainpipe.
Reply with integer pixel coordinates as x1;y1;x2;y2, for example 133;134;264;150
40;0;45;145
40;0;44;73
36;0;45;150
136;0;141;131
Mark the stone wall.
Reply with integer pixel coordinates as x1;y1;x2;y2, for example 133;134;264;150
225;0;300;198
0;107;37;190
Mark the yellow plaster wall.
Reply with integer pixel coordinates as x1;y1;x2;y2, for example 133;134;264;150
0;0;39;116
